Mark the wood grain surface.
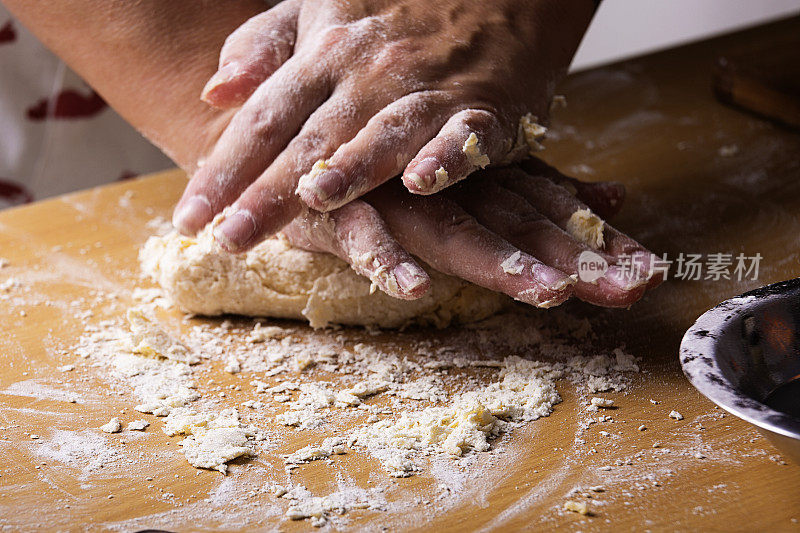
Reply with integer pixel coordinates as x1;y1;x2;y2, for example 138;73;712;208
2;16;800;533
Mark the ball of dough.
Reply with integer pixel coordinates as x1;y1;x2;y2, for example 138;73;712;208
140;228;508;329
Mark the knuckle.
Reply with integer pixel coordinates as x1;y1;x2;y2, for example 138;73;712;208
289;128;339;160
459;108;499;131
372;39;418;73
319;25;350;50
233;104;276;142
439;211;482;240
505;210;549;239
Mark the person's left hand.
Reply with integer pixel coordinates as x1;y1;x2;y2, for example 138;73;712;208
278;160;661;309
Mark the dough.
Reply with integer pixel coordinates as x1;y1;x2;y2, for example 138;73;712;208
140;226;508;329
462;132;490;168
163;408;255;474
566;208;605;250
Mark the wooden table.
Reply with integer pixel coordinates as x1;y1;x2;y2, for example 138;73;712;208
2;16;800;532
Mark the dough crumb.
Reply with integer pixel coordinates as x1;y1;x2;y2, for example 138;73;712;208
0;277;20;292
564;500;590;515
285;437;347;465
100;418;122;434
127;420;150;431
718;144;739;157
551;94;568;111
500;251;524;275
462;132;491;168
163;408;256;474
669;410;684;420
566;209;605;249
590;397;614;409
518;113;547;155
433;167;449;191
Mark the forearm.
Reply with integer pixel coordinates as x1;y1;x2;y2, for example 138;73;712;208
2;0;265;171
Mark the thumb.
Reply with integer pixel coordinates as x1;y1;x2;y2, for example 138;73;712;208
202;0;301;109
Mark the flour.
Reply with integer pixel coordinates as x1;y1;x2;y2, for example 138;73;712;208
280;484;386;527
67;241;642;526
284;437;346;465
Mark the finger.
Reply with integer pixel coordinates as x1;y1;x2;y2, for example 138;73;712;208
366;182;575;308
401;108;510;195
281;201;430;299
201;0;301;109
521;159;626;220
500;168;658;289
294;90;451;212
173;56;332;236
453;178;646;308
211;90;385;252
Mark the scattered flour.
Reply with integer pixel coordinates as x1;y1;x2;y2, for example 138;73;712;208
66;265;642;526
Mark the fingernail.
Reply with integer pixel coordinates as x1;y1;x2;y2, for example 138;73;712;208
532;263;575;291
393;262;429;295
406;158;445;192
213;209;256;251
516;287;570;308
304;168;347;206
604;264;648;291
296;160;346;208
173;195;212;234
403;172;427;191
635;251;664;286
201;64;239;101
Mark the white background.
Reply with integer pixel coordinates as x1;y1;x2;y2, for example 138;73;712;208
572;0;800;71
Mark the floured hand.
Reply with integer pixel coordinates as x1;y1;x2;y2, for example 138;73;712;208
172;0;597;252
280;161;660;308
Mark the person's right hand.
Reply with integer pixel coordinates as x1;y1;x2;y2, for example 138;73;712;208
278;159;660;308
172;0;597;253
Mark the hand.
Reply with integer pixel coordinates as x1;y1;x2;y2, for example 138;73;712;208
172;0;597;252
8;0;656;308
279;160;659;308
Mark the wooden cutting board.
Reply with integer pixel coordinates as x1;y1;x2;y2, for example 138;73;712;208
2;16;800;532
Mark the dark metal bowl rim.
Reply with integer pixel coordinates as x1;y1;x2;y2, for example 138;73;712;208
680;278;800;440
